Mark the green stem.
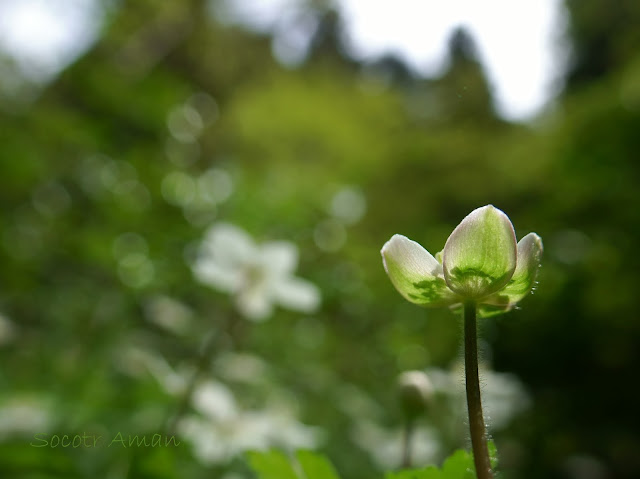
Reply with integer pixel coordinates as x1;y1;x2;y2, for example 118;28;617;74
401;417;414;469
163;330;218;436
464;301;493;479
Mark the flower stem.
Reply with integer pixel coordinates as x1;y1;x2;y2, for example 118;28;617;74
464;301;493;479
163;330;218;436
401;417;414;469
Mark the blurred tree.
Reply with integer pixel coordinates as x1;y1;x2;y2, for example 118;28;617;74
305;7;359;73
362;53;417;88
430;27;500;125
564;0;640;88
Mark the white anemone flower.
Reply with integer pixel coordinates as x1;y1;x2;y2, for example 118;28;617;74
0;396;52;439
381;205;542;317
178;380;321;465
193;223;321;321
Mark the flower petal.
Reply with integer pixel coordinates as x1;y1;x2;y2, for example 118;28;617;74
271;277;321;313
476;303;512;318
509;232;544;297
443;205;517;299
236;285;273;321
381;234;459;307
193;258;242;293
481;232;543;313
260;241;299;275
192;380;238;421
201;223;256;268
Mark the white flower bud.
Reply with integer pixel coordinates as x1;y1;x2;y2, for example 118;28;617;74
398;371;433;419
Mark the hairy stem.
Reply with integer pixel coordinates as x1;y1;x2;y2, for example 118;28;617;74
464;301;493;479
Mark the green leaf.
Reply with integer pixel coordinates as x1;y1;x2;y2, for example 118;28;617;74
296;450;341;479
385;449;480;479
385;466;441;479
443;205;517;299
441;449;476;479
381;234;460;307
488;441;499;470
247;450;343;479
247;450;300;479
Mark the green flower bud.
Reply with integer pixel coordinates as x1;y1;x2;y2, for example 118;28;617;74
398;370;433;419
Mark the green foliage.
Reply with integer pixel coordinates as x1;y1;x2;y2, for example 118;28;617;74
385;450;474;479
248;450;340;479
385;447;499;479
248;446;499;479
297;450;342;479
247;450;300;479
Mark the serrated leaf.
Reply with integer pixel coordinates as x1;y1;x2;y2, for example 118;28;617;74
296;450;341;479
247;450;299;479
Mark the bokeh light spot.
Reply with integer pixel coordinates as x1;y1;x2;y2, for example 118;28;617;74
167;104;204;143
161;171;196;206
198;168;233;205
329;186;367;224
314;219;347;252
31;181;71;217
112;232;148;260
117;252;155;288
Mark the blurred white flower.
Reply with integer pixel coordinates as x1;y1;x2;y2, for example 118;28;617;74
193;223;321;321
143;295;194;336
214;352;270;385
428;363;530;431
179;379;321;465
479;368;531;429
351;420;440;469
0;313;16;346
117;346;190;396
0;396;51;439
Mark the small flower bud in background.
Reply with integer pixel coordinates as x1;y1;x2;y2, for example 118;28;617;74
398;370;433;420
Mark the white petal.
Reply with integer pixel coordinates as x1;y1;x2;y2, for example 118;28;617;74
513;233;543;285
271;277;321;313
260;241;299;275
193;258;242;293
201;222;256;268
381;234;458;307
443;205;517;298
192;380;238;421
481;232;543;313
236;286;273;321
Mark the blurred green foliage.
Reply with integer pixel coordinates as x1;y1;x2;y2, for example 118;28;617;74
1;1;639;478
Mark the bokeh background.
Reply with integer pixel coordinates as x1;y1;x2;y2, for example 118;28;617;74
1;1;639;478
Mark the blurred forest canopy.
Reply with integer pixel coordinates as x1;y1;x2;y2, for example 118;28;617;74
1;1;640;478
